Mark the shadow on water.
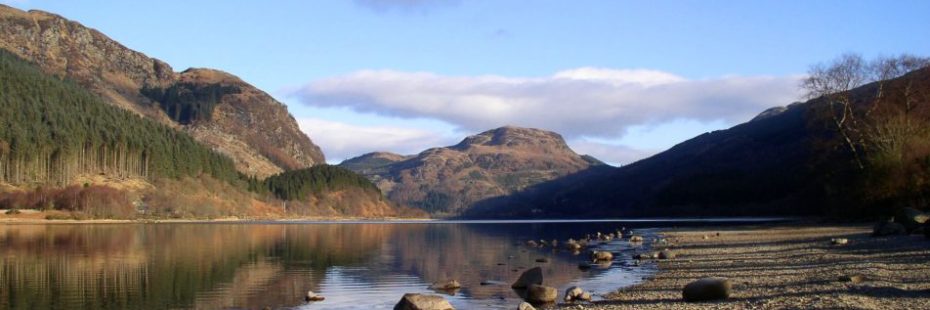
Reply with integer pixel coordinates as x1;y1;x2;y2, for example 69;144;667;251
0;220;776;309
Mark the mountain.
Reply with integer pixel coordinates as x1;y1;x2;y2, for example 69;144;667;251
465;67;930;219
0;28;409;220
0;5;323;177
340;126;596;215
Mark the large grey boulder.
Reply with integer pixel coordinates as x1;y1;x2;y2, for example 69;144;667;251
524;284;558;303
394;293;455;310
682;277;731;302
511;267;544;289
873;221;907;236
894;207;929;233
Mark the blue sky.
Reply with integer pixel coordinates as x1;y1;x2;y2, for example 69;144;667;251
5;0;930;164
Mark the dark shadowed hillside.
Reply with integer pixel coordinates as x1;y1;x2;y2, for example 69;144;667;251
465;66;930;219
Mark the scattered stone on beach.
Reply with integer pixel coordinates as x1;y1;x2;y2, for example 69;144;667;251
517;302;536;310
873;221;907;236
394;293;455;310
511;267;544;289
526;240;538;247
525;284;558;303
895;207;929;233
591;251;613;261
702;235;709;240
629;235;644;242
634;252;659;260
564;286;593;302
535;258;549;263
429;280;461;291
658;250;676;259
682;277;732;302
305;290;325;302
839;274;866;284
831;238;849;245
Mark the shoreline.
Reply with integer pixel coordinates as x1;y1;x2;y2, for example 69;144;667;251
1;210;805;225
0;210;436;224
583;224;930;309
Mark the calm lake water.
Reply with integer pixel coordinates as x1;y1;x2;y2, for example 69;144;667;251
0;219;778;309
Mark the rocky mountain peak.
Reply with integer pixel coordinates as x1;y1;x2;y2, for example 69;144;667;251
0;4;325;177
453;126;572;153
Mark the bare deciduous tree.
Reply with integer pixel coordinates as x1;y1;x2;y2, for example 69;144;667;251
802;53;930;170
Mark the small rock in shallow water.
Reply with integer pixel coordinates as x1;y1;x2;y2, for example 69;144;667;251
305;290;325;302
591;251;613;261
831;238;848;245
429;280;461;291
518;302;536;310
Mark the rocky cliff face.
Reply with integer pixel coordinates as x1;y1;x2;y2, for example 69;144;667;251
0;5;324;177
340;126;594;216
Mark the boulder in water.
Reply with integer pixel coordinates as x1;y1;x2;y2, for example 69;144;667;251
394;293;455;310
429;280;461;291
524;284;557;303
511;267;544;289
517;302;536;310
591;251;613;261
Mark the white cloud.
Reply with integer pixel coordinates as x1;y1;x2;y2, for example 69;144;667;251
297;118;454;163
292;68;804;140
567;139;659;167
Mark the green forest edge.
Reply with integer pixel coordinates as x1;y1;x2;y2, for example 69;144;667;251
0;49;381;219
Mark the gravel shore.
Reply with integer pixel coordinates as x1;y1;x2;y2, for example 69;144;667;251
578;224;930;309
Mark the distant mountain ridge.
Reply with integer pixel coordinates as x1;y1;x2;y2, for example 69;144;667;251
340;126;597;216
0;5;324;177
465;67;930;219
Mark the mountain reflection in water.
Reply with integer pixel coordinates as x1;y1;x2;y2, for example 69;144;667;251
0;222;658;309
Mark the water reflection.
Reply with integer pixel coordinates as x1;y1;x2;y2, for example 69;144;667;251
0;222;656;309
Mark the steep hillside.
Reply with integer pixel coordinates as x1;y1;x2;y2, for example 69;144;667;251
340;126;594;216
0;5;323;177
0;49;413;219
465;67;930;219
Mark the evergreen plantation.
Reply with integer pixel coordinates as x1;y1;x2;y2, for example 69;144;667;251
0;49;387;217
0;49;241;185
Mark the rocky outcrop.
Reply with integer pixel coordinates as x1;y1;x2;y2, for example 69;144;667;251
340;126;595;215
0;5;324;177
